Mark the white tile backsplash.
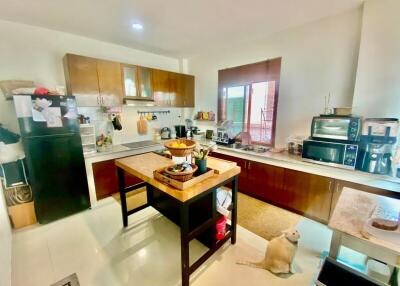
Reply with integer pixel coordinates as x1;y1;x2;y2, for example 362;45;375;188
78;106;189;145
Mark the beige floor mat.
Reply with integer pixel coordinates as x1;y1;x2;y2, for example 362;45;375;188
112;187;147;210
237;192;300;241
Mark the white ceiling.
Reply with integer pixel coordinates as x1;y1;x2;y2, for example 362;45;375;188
0;0;363;58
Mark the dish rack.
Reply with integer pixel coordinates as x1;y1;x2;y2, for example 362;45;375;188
79;124;97;155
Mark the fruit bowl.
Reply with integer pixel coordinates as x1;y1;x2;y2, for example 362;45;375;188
164;162;198;182
164;139;196;157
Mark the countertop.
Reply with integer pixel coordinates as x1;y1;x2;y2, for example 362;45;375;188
201;141;400;193
84;141;163;163
115;153;240;202
84;140;163;207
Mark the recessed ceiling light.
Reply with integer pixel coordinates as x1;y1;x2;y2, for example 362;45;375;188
132;23;144;30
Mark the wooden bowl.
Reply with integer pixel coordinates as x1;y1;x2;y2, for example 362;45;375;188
164;164;198;182
164;139;196;157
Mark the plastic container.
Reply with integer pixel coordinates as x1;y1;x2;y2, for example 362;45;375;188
287;135;306;155
216;216;227;240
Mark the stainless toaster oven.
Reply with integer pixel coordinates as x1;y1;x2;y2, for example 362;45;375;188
311;116;361;142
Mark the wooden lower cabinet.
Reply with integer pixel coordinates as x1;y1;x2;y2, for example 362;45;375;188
92;159;143;200
282;169;333;223
246;160;285;202
211;152;333;223
210;153;249;192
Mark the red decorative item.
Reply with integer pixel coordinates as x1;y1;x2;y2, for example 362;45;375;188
215;216;227;240
34;87;49;95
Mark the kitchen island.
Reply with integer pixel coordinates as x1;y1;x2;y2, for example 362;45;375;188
115;153;240;286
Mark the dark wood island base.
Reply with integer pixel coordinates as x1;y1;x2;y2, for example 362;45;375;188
115;153;240;286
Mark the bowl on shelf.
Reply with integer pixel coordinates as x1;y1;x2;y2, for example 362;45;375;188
164;163;198;182
164;139;196;157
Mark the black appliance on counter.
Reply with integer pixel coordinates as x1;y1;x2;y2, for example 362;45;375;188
355;118;399;175
13;95;90;224
302;139;359;170
175;125;186;138
302;115;361;169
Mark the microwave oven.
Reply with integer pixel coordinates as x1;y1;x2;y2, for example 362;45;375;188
311;116;361;142
302;139;359;170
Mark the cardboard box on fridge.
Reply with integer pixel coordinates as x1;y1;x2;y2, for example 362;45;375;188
8;201;37;229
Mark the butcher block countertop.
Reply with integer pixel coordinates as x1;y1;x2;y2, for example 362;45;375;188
115;153;240;202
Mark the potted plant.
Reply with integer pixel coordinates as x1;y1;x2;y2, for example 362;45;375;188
192;142;218;174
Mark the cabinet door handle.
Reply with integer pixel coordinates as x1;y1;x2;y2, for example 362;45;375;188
97;96;100;105
248;161;251;169
101;96;104;105
328;181;332;191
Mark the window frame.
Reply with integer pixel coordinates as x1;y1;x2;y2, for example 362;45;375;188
218;58;281;147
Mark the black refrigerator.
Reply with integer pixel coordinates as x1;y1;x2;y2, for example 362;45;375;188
14;95;90;223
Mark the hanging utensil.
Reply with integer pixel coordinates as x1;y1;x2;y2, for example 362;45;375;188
137;115;148;134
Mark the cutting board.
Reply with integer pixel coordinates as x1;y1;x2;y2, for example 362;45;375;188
207;157;237;174
137;115;148;134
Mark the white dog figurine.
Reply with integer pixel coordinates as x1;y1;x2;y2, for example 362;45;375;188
237;228;300;274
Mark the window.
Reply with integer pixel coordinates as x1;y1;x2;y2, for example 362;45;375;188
218;58;281;146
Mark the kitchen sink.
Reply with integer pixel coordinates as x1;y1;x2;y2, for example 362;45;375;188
122;140;160;149
235;144;270;153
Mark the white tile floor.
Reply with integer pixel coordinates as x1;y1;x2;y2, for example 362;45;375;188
12;198;333;286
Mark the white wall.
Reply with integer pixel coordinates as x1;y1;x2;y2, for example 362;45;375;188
0;19;182;142
0;182;12;286
352;0;400;118
188;8;363;147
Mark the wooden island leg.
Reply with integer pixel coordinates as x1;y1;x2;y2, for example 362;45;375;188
117;167;128;227
231;176;238;244
180;203;190;286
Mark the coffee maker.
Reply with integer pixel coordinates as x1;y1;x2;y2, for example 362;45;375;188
356;118;399;175
356;144;393;174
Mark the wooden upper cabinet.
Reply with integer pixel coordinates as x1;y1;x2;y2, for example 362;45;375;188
64;53;193;107
169;72;195;107
121;64;154;101
169;72;184;107
96;59;123;106
63;54;123;107
152;69;171;106
181;74;195;107
63;54;100;106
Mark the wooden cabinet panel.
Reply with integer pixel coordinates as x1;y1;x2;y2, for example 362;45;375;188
182;74;195;107
210;153;248;192
97;59;123;106
152;69;171;93
168;72;195;107
169;72;184;107
63;54;100;106
64;53;193;107
251;162;284;202
153;69;171;106
282;169;333;223
211;152;332;223
93;159;143;200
